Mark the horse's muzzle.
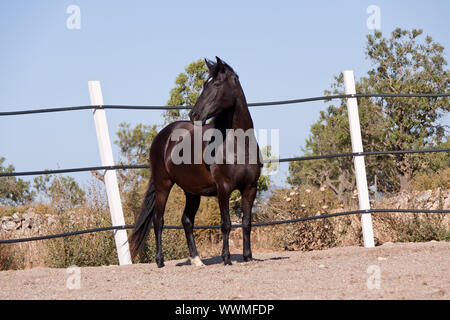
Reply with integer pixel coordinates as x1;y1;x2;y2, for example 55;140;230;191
189;110;204;124
188;110;196;123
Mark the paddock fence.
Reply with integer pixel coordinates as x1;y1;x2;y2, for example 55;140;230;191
0;71;449;266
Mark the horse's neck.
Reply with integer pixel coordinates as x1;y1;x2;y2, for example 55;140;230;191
232;95;254;131
211;86;262;166
213;91;253;133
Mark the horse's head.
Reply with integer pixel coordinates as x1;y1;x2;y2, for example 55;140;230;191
189;57;240;124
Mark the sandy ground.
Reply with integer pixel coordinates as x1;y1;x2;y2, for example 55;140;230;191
0;241;448;300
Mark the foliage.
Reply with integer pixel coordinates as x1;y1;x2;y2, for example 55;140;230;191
164;59;209;123
374;212;449;243
45;182;118;268
46;209;118;268
288;79;391;203
289;28;449;196
365;28;449;190
257;185;354;251
114;121;157;187
33;175;85;209
115;122;158;175
0;242;26;270
409;139;450;191
0;157;34;206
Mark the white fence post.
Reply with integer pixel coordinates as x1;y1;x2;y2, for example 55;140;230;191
343;71;375;248
88;81;132;265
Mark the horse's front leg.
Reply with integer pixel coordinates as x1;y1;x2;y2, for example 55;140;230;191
181;192;204;266
217;186;232;265
241;185;257;261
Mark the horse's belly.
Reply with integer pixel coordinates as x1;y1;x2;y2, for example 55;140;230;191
167;162;217;196
161;122;217;196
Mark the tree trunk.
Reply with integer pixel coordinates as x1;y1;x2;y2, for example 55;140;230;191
396;153;411;193
399;171;410;192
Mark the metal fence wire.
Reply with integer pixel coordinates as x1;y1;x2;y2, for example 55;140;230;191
0;91;449;245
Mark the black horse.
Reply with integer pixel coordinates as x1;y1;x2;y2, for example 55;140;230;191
129;57;262;267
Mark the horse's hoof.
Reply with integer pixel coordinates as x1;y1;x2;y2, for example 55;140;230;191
222;253;232;266
156;261;165;268
243;255;253;262
223;260;232;266
189;256;205;267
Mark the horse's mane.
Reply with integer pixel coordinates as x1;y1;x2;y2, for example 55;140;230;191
206;58;239;79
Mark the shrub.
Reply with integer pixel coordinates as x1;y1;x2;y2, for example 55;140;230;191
45;180;117;268
0;242;26;270
257;186;355;251
373;212;449;243
410;167;450;191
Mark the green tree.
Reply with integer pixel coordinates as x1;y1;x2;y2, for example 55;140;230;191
0;157;34;205
365;28;449;190
288;80;390;203
33;175;85;209
164;59;209;123
115;122;157;182
112;122;158;216
289;28;449;196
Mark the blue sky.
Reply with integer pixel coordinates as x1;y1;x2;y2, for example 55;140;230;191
0;0;449;189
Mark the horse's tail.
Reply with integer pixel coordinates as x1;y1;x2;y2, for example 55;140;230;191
129;178;156;260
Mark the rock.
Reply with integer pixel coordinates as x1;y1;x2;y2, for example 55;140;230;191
12;212;21;222
21;219;31;230
443;197;450;210
416;191;431;202
47;216;57;225
22;212;33;220
430;202;439;210
2;220;17;231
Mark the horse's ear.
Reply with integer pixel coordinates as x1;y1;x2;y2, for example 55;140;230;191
216;56;225;73
204;58;215;73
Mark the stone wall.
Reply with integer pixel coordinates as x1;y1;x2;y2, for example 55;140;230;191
372;188;449;211
1;209;57;235
1;188;448;239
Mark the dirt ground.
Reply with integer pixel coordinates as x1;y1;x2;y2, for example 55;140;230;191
0;241;448;300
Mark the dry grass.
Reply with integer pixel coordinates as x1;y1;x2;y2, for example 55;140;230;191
1;176;449;270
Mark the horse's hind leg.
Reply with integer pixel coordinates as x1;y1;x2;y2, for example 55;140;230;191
217;186;232;265
241;185;257;262
181;192;203;266
153;179;173;268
